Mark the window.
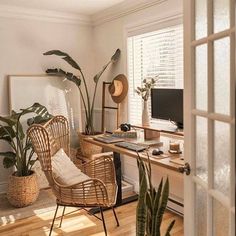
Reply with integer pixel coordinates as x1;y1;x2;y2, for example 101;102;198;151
127;24;183;124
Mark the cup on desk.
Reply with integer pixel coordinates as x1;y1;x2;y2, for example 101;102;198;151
169;140;181;153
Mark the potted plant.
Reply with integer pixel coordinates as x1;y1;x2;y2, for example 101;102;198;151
136;152;175;236
0;103;52;207
43;49;121;157
135;76;158;126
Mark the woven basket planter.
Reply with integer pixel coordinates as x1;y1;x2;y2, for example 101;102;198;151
7;171;39;208
78;132;103;158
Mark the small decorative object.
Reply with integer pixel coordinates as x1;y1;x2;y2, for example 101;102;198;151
44;49;121;157
169;140;182;154
112;128;137;138
135;76;159;126
136;152;175;236
0;103;52;207
108;74;128;104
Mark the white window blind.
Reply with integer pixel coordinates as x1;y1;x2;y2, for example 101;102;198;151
127;24;183;125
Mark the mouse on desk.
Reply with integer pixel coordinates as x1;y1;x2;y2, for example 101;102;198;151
152;149;164;156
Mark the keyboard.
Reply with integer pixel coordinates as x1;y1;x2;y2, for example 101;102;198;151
115;142;147;152
94;135;124;144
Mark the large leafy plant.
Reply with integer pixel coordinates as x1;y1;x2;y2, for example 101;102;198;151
0;103;53;177
43;49;121;135
136;153;175;236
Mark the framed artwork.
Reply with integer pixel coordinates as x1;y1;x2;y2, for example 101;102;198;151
8;75;82;188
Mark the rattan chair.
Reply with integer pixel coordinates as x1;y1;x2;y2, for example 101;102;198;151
27;115;119;236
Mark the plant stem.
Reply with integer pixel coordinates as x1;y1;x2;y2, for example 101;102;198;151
80;70;91;132
78;87;88;123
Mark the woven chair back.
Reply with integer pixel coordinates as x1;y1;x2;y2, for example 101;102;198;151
27;115;70;185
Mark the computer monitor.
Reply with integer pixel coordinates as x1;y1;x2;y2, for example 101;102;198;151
151;88;183;129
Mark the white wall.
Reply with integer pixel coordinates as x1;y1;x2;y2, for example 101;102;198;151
0;14;94;193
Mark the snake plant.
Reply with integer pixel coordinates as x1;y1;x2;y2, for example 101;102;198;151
43;49;121;135
0;103;52;176
136;153;175;236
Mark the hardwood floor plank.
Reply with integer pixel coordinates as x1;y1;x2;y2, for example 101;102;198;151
0;202;183;236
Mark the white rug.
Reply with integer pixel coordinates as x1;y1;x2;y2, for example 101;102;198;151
0;189;56;226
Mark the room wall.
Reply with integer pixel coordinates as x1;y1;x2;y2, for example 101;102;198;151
92;0;183;209
0;13;95;193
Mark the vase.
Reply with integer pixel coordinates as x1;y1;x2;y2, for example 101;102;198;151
142;100;150;126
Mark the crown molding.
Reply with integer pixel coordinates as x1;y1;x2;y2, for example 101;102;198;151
0;5;91;25
92;0;168;26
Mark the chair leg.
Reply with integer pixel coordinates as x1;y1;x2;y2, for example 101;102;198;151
49;204;59;236
100;207;107;236
59;206;66;228
112;207;120;227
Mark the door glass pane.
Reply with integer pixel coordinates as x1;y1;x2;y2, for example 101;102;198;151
214;121;230;196
195;184;207;236
195;44;208;110
214;0;230;33
195;116;208;182
213;199;229;236
214;37;230;115
195;0;207;39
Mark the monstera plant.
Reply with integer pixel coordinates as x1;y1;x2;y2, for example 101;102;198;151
136;152;175;236
43;49;121;135
0;103;52;207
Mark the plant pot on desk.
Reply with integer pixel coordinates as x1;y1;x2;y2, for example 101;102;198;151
7;171;39;208
78;132;103;158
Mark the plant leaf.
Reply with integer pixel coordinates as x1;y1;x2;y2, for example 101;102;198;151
3;156;16;168
0;116;17;127
111;49;121;62
1;152;16;168
44;50;81;71
46;68;81;88
155;178;169;233
29;159;37;166
20;103;53;125
93;48;121;83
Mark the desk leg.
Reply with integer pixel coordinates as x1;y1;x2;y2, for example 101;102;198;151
89;152;138;214
113;152;122;205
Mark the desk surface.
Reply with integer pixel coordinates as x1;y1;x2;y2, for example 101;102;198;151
84;137;184;172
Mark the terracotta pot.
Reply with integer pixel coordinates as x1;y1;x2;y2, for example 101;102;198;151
7;171;39;208
78;132;103;158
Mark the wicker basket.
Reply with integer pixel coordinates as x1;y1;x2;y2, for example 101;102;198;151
78;132;103;158
7;171;39;208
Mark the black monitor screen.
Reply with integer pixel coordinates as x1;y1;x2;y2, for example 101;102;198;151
151;88;183;127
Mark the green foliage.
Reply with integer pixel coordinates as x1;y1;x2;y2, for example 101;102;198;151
44;49;121;135
135;76;159;101
136;153;175;236
0;103;52;176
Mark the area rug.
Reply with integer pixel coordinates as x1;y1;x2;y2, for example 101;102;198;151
0;189;56;225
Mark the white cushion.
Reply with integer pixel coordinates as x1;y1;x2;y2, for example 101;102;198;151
52;148;90;186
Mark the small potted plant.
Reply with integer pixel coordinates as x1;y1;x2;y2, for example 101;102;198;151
136;152;175;236
43;49;121;157
0;103;52;207
135;76;158;126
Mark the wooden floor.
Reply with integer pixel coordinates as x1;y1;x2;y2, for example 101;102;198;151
0;201;183;236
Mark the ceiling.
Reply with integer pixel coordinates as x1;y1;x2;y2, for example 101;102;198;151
0;0;125;15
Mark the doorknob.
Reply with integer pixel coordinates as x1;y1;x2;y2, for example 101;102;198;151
178;163;191;175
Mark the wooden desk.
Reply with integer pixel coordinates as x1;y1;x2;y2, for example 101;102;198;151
85;137;183;171
84;137;184;211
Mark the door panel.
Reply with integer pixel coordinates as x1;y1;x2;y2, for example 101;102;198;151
184;0;235;235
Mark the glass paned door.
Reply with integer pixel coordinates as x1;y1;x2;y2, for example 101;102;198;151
184;0;235;235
